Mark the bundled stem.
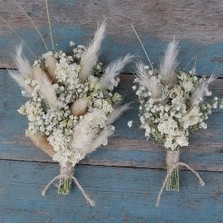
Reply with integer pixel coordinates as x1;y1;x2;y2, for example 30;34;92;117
156;149;205;207
166;150;180;191
42;162;95;207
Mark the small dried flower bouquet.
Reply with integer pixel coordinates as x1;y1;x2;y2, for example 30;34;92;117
10;22;131;206
134;39;222;206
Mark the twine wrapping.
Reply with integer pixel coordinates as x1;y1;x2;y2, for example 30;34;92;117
42;162;95;207
156;150;205;207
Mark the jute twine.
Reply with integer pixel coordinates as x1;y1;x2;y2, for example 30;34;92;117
156;150;205;207
42;162;95;207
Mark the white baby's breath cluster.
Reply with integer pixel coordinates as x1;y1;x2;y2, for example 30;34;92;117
18;45;122;165
12;22;131;167
134;39;221;151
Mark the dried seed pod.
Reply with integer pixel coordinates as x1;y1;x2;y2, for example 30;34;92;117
70;98;88;116
32;66;46;80
26;130;55;158
44;55;57;83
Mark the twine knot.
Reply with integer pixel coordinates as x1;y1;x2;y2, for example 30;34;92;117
166;150;179;166
156;150;205;207
41;162;95;207
60;162;74;178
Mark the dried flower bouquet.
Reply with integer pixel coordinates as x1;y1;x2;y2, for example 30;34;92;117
10;22;131;206
134;38;222;206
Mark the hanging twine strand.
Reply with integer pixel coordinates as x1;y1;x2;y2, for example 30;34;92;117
156;150;205;207
42;162;95;207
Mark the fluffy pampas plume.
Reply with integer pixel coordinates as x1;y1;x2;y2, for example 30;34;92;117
79;21;106;82
9;45;33;96
136;62;163;99
189;73;218;107
160;38;179;86
100;54;134;89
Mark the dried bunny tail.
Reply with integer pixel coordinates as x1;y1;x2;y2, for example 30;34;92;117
160;37;179;86
9;45;34;95
136;62;162;99
9;70;32;96
107;104;130;124
79;21;106;82
100;54;133;89
14;44;33;79
26;130;55;158
36;71;60;110
88;129;114;153
189;73;218;107
136;62;151;87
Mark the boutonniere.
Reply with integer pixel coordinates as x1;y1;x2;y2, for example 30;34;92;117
5;0;132;206
132;26;222;206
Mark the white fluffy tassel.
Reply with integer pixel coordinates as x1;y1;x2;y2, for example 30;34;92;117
137;62;162;99
160;38;179;86
44;55;58;83
10;44;33;95
86;129;113;152
79;21;106;82
107;104;130;124
35;70;60;110
190;73;218;106
100;54;133;89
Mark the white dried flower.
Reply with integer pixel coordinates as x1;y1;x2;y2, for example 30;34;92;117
127;120;133;128
135;40;221;151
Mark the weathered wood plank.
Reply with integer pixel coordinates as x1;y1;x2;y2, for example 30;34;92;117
0;160;222;223
1;0;223;74
1;70;223;171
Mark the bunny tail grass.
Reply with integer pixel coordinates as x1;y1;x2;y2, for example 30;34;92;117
107;104;130;124
79;21;106;82
189;73;218;107
26;130;55;157
100;54;133;89
9;45;34;95
160;37;179;86
36;71;61;110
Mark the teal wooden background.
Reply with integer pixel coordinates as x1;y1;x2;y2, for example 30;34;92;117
0;0;223;222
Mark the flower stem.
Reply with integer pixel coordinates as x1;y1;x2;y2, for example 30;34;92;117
58;177;72;195
166;165;179;191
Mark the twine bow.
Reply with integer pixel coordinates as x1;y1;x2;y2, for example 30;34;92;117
156;150;205;207
42;162;95;207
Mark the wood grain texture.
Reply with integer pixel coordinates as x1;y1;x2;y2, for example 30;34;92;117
1;0;223;43
1;70;223;172
1;0;223;74
0;160;223;223
1;2;223;220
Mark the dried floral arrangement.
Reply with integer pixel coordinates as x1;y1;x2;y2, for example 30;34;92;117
132;28;222;206
4;1;132;207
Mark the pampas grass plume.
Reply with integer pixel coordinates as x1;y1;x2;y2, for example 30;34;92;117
79;21;106;82
160;38;179;86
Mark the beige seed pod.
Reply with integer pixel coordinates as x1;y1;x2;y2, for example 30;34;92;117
32;66;46;80
70;98;88;116
26;130;55;158
44;55;58;83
